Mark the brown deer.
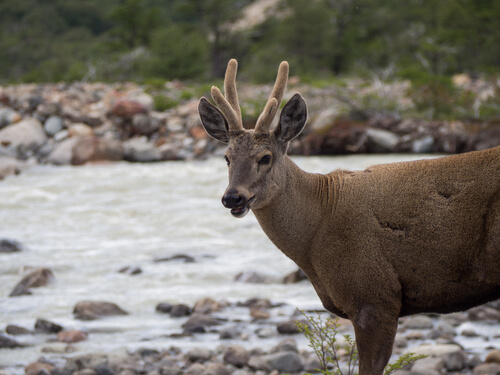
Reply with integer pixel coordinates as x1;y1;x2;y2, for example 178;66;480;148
198;59;500;375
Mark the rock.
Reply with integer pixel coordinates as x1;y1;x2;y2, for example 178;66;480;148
249;351;303;373
234;271;271;284
250;308;270;320
73;301;128;320
71;136;123;165
44;116;65;136
118;265;142;275
403;314;434;329
283;268;308;283
25;362;55;375
123;137;161;162
205;363;231;375
272;338;299;353
486;349;500;364
9;267;54;297
277;320;301;334
473;362;500;375
170;304;192;317
35;318;64;333
182;313;221;334
0;238;23;253
193;298;222;314
6;324;32;335
409;356;444;375
94;365;114;375
256;327;277;338
57;329;88;343
411;135;434;153
310;109;338;133
184;363;205;375
0;333;24;348
366;128;399;151
468;305;500;322
46;137;79;165
187;347;213;363
112;99;148;118
461;328;480;337
407;343;464;357
131;113;159;135
156;302;172;314
68;123;94;137
154;254;195;263
0;155;26;179
443;349;468;371
223;345;250;368
219;326;242;340
0;118;47;159
0;107;22;129
237;298;272;309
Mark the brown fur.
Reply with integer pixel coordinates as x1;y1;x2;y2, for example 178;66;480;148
198;60;500;375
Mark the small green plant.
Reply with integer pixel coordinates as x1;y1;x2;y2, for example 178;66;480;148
296;310;427;375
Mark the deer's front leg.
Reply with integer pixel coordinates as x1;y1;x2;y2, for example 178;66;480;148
352;304;399;375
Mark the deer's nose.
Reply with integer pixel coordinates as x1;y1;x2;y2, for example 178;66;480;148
222;193;246;208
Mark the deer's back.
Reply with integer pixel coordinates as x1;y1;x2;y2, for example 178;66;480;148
330;146;500;314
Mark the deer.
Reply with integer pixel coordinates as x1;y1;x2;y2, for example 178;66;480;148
198;59;500;375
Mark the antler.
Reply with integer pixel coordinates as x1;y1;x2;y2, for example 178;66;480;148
254;61;289;135
210;59;244;134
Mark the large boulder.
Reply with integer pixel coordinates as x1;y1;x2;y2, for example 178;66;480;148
123;137;161;162
0;118;47;159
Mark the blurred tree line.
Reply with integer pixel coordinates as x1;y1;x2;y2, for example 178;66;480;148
0;0;499;84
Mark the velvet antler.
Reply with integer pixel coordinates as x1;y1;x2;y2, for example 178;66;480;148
210;59;244;134
254;61;289;135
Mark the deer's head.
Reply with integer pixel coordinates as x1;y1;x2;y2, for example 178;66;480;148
199;59;308;218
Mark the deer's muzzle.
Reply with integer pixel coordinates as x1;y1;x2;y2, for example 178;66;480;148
222;193;255;218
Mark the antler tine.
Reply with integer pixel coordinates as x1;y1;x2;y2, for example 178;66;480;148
254;61;289;135
211;59;244;134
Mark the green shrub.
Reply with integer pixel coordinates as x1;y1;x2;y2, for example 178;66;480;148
296;310;427;375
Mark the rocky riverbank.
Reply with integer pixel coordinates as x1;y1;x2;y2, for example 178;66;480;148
2;240;500;375
1;78;499;180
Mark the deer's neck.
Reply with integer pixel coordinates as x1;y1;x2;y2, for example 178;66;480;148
252;156;338;267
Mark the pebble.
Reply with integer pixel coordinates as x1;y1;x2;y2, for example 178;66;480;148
57;329;89;343
0;238;23;253
35;318;63;333
9;267;54;297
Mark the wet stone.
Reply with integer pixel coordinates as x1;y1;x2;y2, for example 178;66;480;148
0;238;23;253
35;318;64;334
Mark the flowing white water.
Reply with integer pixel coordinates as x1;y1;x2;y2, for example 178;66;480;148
0;154;498;370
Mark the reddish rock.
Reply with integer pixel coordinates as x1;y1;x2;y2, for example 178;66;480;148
189;126;208;140
111;99;148;118
57;329;88;343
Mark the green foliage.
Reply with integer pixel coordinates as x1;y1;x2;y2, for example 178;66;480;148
296;310;427;375
152;94;180;112
0;0;499;86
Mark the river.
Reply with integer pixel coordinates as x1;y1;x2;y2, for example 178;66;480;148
0;154;498;371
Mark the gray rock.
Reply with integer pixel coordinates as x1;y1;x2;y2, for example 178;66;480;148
472;362;500;375
366;128;400;151
0;238;23;253
234;271;271;284
123;137;161;162
409;356;444;375
182;313;220;334
311;109;338;133
44;116;65;136
249;351;303;373
223;345;250;368
0;118;47;159
443;349;468;371
0;107;21;129
46;137;79;165
276;320;301;334
6;324;32;335
187;347;212;363
412;135;434;153
0;333;24;348
204;363;230;375
170;304;192;317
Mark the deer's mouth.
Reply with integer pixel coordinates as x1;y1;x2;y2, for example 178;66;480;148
230;196;255;218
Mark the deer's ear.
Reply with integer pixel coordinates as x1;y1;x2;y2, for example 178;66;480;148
199;97;230;143
274;93;307;144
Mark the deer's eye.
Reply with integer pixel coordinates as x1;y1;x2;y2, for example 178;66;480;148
224;155;230;166
259;155;272;165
